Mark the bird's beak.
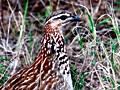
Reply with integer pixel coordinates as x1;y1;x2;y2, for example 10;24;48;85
69;14;81;22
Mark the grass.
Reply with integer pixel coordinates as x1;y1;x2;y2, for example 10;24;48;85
71;65;88;90
0;56;11;86
0;0;120;90
68;1;120;89
86;10;119;90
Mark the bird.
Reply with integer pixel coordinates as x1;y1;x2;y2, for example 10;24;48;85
0;10;81;90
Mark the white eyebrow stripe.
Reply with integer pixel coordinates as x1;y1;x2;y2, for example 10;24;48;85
45;13;70;24
52;13;70;19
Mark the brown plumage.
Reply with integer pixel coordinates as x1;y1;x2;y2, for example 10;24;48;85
0;10;81;90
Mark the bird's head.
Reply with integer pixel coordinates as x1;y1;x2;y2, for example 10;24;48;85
44;10;81;33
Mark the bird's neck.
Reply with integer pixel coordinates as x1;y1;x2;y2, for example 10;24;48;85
42;31;66;55
34;29;66;64
32;30;67;78
32;28;73;90
44;21;63;34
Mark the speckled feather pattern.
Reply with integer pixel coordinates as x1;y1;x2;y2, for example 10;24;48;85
0;10;74;90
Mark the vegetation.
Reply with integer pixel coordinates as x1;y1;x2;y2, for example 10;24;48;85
0;0;120;89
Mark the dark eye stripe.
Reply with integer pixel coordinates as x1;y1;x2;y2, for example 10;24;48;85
55;15;68;20
60;16;68;20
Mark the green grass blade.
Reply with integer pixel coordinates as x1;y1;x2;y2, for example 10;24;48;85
96;17;111;28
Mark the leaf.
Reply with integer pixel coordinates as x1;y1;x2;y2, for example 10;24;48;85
96;17;111;28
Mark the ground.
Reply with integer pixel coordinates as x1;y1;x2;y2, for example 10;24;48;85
0;0;120;90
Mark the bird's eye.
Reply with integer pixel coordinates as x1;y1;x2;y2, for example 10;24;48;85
60;16;68;20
